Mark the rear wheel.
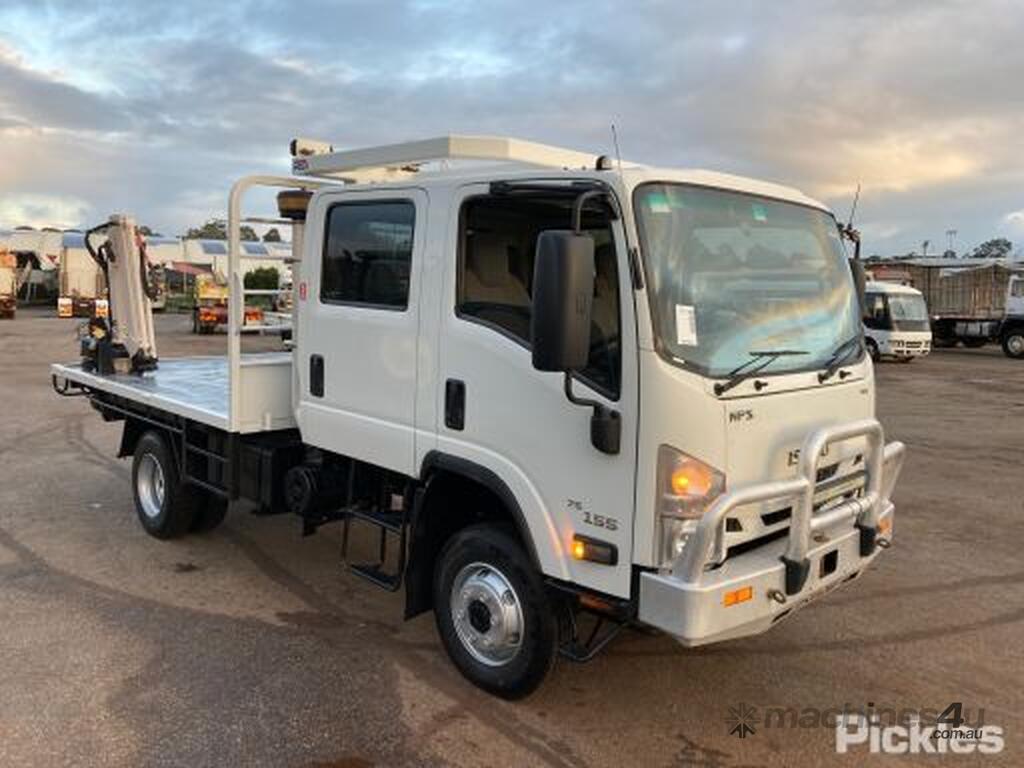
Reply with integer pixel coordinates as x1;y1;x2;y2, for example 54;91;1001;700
190;494;229;533
1002;330;1024;359
433;524;557;699
132;431;201;539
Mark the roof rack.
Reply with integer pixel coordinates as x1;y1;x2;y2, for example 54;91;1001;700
291;134;612;180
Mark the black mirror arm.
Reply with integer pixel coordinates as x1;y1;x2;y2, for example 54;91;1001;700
563;370;602;410
563;373;621;455
572;189;614;233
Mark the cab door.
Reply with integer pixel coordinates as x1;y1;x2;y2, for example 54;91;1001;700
433;182;638;598
296;187;428;475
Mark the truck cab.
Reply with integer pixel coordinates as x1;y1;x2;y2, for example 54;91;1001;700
52;136;905;698
862;281;932;361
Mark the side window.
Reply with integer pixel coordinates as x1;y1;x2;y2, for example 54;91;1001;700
321;200;415;309
864;294;883;322
457;194;622;398
1012;279;1024;298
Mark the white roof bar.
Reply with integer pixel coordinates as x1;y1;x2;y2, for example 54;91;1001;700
293;134;607;179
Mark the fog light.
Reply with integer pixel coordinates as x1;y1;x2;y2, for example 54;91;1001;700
724;586;753;606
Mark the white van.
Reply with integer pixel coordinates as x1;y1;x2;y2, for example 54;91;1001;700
863;282;931;361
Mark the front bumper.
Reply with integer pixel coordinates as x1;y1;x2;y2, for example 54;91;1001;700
638;419;905;646
884;340;930;358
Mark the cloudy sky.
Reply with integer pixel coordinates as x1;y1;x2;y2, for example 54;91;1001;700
1;0;1022;255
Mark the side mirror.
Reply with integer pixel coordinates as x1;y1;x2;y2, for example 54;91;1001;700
849;258;867;313
530;230;595;371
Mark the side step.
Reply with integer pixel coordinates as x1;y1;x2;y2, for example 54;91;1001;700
341;506;408;592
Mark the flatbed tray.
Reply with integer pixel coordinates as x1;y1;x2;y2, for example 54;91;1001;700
51;353;293;433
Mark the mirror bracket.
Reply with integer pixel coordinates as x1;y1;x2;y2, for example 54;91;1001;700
563;373;621;455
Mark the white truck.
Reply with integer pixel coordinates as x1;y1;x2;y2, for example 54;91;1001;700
51;135;905;698
862;281;932;362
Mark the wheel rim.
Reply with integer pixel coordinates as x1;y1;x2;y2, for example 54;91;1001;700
136;453;166;519
450;562;524;667
1008;335;1024;355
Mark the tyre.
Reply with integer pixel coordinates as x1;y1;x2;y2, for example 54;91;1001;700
131;431;201;539
866;338;880;362
433;524;557;699
190;494;229;533
1003;330;1024;359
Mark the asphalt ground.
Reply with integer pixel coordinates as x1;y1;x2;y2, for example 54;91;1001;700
1;307;1021;767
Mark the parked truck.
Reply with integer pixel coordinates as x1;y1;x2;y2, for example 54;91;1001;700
870;258;1024;358
862;281;931;362
51;135;905;698
0;247;17;318
57;232;109;318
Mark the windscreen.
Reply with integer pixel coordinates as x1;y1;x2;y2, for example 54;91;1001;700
887;293;929;328
634;183;861;377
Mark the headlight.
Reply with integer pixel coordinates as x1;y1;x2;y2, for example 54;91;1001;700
657;445;726;564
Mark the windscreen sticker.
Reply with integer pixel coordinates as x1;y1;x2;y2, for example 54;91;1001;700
675;304;698;346
752;203;768;222
646;192;671;213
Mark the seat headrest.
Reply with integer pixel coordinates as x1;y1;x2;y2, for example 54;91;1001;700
467;232;513;288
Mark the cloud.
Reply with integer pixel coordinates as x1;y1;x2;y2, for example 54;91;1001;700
0;0;1021;255
1004;210;1024;232
0;193;91;229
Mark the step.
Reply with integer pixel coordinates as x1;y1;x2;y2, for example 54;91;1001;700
348;563;403;592
344;507;405;533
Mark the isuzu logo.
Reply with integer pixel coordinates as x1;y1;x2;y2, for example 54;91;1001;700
787;444;830;466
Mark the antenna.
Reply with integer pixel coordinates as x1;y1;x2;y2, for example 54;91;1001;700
846;182;861;228
840;182;862;261
610;123;625;185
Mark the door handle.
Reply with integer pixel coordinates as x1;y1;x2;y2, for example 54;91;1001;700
310;354;324;397
445;379;465;430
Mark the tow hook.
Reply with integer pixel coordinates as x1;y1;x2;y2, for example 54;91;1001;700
767;589;787;605
876;538;891;549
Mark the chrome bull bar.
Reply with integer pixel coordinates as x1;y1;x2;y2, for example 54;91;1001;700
674;418;906;595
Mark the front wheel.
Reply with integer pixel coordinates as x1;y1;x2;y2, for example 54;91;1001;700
433;524;557;699
1002;330;1024;359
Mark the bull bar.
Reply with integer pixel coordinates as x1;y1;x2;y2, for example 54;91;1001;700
639;419;906;645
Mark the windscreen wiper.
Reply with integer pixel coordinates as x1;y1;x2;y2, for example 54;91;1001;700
713;349;808;396
818;334;863;383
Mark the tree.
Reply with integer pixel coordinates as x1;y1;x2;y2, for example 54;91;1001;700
243;266;280;290
184;219;258;241
262;227;282;242
138;225;161;237
971;238;1012;259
